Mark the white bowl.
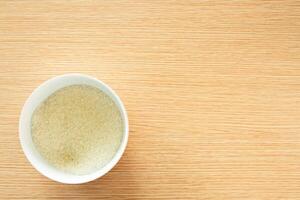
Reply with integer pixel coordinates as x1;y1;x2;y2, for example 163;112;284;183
19;74;129;184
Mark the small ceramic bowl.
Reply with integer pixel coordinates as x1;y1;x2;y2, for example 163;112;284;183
19;73;129;184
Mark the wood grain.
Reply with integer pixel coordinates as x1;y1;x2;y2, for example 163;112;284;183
0;0;300;199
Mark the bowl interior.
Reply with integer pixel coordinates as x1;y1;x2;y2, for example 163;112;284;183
19;74;128;184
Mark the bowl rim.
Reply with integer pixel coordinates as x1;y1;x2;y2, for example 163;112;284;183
19;73;129;184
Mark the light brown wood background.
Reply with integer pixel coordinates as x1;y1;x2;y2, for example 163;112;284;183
0;0;300;199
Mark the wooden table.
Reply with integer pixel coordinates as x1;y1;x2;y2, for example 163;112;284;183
1;1;300;199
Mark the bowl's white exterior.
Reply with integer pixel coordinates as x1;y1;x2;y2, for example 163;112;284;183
19;74;129;184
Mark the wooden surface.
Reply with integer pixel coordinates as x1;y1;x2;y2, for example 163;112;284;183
0;0;300;199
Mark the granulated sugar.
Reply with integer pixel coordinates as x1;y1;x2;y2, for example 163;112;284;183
31;85;123;175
